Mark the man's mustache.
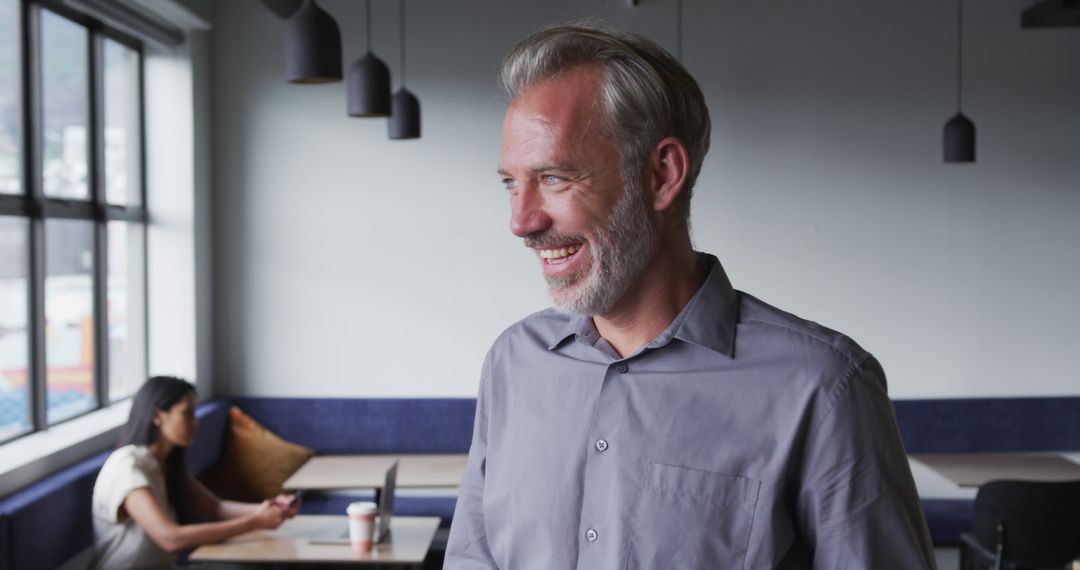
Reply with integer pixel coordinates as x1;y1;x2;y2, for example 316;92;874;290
523;232;586;249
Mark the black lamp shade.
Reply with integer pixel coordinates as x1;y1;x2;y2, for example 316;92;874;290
944;112;976;163
347;53;392;117
260;0;302;19
389;88;421;139
285;0;342;83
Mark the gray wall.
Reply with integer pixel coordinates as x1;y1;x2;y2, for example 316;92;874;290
211;0;1080;399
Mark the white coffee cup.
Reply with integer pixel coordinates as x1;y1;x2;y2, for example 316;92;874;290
347;501;378;552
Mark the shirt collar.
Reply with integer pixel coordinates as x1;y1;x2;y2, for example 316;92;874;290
550;313;594;350
669;253;737;357
547;252;738;357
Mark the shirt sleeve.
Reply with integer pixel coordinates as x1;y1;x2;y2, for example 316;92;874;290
95;447;154;524
444;353;500;569
796;356;937;570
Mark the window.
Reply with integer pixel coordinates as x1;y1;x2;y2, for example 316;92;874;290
0;0;147;443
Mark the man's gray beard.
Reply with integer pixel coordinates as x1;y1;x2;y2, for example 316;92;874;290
547;177;657;315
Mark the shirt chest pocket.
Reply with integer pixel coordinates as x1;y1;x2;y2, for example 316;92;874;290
625;463;761;570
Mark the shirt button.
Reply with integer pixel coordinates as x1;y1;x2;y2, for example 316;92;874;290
586;528;599;542
615;363;629;373
595;439;608;452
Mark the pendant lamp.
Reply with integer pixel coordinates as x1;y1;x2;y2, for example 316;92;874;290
944;0;975;163
389;0;421;139
347;0;392;117
285;0;342;83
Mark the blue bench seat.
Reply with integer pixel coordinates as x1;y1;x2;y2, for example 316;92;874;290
894;396;1080;546
4;395;1079;567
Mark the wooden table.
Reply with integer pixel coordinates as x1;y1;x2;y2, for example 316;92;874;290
284;453;467;491
910;452;1080;488
189;515;441;565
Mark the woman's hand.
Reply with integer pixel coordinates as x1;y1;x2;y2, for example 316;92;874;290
272;493;302;519
250;500;288;530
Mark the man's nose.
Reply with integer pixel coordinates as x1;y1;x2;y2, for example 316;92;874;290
509;185;552;238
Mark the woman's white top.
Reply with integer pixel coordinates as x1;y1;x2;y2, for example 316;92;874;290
90;444;176;570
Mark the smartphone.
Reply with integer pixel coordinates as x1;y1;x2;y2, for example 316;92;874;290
285;490;304;507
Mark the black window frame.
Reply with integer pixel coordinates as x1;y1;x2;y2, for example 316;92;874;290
0;0;149;445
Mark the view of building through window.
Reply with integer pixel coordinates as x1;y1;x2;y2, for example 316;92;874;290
41;9;89;200
0;0;27;440
104;38;146;402
104;39;141;207
107;220;145;402
44;218;96;424
0;0;19;195
0;217;29;440
0;3;147;441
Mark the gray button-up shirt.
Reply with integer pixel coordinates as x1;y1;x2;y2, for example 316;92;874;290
446;254;935;569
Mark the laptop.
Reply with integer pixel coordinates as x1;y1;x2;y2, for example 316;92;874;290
374;460;397;541
309;460;398;544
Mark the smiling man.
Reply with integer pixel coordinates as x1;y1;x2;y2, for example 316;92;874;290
445;24;935;569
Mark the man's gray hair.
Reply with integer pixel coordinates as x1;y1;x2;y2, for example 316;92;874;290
500;23;711;216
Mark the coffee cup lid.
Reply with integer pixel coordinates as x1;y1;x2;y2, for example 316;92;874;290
347;501;378;515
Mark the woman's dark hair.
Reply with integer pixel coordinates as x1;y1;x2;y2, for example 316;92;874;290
118;375;196;520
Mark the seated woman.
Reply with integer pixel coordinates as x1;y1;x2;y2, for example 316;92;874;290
90;376;301;569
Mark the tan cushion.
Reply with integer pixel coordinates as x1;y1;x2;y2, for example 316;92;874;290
199;406;314;502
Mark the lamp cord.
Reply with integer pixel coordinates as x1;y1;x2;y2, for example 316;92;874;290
365;0;372;53
957;0;963;112
676;0;683;63
400;0;406;87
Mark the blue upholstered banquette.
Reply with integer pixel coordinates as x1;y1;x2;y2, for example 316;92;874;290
894;397;1080;545
2;396;1078;567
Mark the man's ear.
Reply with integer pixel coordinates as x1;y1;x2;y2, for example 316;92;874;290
646;136;689;212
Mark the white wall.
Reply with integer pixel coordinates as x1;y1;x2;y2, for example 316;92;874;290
210;0;1080;399
145;41;196;387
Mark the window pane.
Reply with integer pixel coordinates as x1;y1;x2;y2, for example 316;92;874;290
103;40;140;206
107;221;144;401
0;0;20;195
0;217;30;439
41;10;88;200
45;218;95;423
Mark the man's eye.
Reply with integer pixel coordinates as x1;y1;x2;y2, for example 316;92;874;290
541;175;562;185
502;178;517;191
